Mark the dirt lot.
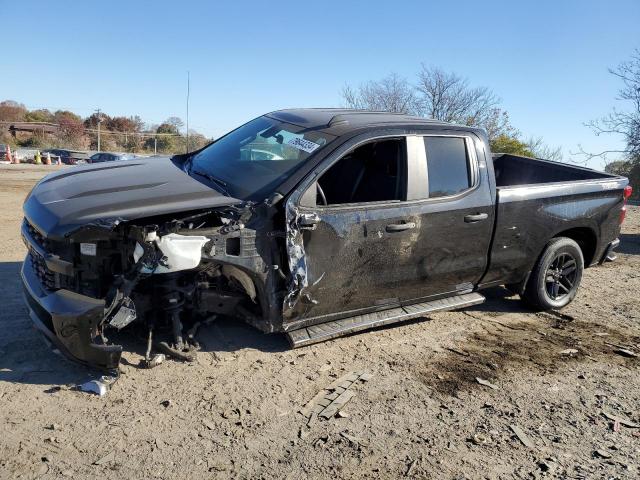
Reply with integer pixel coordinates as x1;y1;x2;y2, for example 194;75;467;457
1;164;639;479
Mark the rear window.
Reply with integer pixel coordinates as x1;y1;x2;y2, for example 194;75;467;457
424;137;471;198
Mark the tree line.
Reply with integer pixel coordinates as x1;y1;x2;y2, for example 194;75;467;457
0;103;210;154
341;54;640;197
341;65;562;161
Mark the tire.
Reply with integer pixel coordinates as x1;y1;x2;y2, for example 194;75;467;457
522;237;584;310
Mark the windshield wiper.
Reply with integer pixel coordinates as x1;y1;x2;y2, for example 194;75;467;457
191;169;230;196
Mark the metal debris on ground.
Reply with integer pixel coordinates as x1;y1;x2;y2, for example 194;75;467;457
510;424;535;449
78;375;118;397
476;377;499;390
300;371;373;420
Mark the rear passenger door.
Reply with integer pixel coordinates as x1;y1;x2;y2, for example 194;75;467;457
396;132;494;302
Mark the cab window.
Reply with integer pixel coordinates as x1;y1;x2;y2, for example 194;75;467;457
424;136;471;198
316;138;406;205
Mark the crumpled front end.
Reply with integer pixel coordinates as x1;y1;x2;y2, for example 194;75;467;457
22;259;122;370
20;199;284;371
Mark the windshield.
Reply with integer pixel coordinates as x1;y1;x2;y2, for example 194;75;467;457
187;116;335;200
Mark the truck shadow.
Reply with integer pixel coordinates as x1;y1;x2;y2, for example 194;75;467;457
0;260;289;389
0;261;101;388
619;233;640;255
466;286;529;314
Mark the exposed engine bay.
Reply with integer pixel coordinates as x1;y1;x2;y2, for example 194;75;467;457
22;199;292;371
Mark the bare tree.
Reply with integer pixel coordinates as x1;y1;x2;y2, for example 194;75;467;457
415;66;506;134
526;136;563;161
166;116;185;130
341;73;420;114
579;49;640;162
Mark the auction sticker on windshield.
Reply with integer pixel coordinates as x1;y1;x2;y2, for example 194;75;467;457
287;137;320;154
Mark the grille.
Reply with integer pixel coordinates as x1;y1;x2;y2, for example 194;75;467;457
25;220;49;250
29;251;58;290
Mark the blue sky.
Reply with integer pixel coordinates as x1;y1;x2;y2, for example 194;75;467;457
1;0;638;168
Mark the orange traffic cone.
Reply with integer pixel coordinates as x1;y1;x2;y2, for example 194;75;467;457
5;145;12;163
44;152;52;165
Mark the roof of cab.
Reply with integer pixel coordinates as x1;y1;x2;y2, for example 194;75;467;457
266;108;454;134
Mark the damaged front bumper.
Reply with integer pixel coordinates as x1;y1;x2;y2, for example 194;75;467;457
21;258;122;370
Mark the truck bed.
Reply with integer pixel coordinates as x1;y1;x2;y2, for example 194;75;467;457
481;153;627;290
492;153;610;187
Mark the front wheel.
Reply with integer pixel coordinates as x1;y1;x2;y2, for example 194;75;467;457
522;237;584;310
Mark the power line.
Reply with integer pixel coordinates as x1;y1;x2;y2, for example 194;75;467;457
186;71;190;154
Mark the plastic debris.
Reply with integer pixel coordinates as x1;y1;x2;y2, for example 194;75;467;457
560;348;579;355
78;375;117;397
476;377;499;390
613;348;638;358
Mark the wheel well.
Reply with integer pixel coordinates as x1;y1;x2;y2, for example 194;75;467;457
554;227;598;266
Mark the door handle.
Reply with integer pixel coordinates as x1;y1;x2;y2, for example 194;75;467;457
385;222;416;232
298;213;320;230
464;213;489;223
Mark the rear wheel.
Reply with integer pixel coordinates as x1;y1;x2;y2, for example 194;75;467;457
523;237;583;310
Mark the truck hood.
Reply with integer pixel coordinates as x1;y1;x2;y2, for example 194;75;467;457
24;157;242;239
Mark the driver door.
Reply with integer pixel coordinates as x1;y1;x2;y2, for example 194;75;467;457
283;132;420;325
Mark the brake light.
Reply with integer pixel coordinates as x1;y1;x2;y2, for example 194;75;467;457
620;185;632;224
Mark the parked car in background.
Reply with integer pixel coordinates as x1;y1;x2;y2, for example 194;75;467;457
88;152;137;163
0;144;8;161
41;149;89;165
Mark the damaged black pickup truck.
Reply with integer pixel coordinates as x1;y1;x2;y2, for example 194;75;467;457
21;109;632;371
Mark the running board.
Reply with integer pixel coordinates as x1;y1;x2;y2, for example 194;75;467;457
286;292;485;348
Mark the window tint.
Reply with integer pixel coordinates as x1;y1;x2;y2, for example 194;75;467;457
317;138;405;205
424;137;470;198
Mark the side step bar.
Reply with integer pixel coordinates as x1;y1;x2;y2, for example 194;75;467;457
286;292;485;348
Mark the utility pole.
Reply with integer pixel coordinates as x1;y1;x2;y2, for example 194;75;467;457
186;71;190;154
95;108;102;151
154;136;157;155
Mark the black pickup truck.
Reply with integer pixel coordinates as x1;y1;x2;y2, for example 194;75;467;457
21;109;632;370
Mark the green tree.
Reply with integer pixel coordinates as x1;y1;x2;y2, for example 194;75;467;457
25;109;54;123
490;135;535;157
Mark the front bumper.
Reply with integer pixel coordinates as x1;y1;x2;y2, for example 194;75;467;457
21;257;121;370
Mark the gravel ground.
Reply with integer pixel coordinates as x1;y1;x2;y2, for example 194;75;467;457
0;164;639;479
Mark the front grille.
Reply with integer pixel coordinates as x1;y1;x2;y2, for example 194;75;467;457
29;251;58;290
25;220;49;250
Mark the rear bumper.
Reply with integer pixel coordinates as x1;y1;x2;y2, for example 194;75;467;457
599;238;621;264
21;256;121;370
